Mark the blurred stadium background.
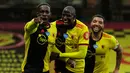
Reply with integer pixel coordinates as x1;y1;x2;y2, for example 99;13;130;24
0;0;130;73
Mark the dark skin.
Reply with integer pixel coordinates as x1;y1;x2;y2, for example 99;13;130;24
90;15;122;73
22;4;51;73
62;6;76;26
113;45;122;72
51;6;78;70
24;4;51;33
34;5;51;25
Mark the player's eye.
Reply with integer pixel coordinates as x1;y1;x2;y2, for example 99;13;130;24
40;10;49;14
99;21;103;24
93;20;97;23
62;14;71;17
62;14;66;16
45;11;49;14
66;14;71;17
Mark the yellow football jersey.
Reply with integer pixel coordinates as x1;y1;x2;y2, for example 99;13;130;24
85;32;119;73
21;19;57;72
53;19;89;73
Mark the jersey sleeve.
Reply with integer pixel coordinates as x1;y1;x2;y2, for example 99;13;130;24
24;19;39;34
60;24;89;59
59;46;88;58
51;45;69;62
110;36;119;50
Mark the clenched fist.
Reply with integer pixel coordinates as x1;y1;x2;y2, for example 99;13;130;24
67;58;76;68
34;16;43;24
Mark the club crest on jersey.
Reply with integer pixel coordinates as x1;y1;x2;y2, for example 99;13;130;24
83;32;89;40
63;33;68;39
37;34;47;45
45;31;50;36
93;44;98;49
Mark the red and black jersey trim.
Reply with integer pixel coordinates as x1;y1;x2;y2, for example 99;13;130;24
84;35;96;73
54;19;66;72
56;19;64;25
79;44;89;46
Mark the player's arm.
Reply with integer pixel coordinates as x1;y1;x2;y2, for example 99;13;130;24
59;26;89;59
113;44;122;71
59;45;88;59
51;45;76;68
111;36;122;72
24;17;42;34
51;45;69;62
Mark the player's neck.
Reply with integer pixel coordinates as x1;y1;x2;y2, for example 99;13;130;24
92;31;103;41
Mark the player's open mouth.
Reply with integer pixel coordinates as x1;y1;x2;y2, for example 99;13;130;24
64;19;68;23
64;19;68;22
42;18;48;23
91;25;101;32
42;18;47;21
93;27;99;30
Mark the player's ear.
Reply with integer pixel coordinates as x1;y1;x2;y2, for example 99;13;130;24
36;12;39;17
49;12;51;18
73;15;76;20
73;14;76;18
50;12;51;15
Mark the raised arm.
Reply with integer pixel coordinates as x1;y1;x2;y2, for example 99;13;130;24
24;17;43;34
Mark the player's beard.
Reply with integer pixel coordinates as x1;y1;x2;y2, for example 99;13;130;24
91;25;104;35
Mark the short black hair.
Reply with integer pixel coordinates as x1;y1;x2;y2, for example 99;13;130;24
36;3;51;11
63;6;76;16
92;14;105;23
31;3;51;18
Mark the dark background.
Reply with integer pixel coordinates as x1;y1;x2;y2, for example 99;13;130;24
0;0;130;73
0;0;129;22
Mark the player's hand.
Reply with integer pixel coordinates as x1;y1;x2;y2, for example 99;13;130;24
34;16;43;24
113;69;119;73
50;52;59;61
67;58;76;68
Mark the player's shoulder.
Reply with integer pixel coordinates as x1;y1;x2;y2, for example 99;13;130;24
102;32;118;45
75;19;88;29
26;19;34;24
50;20;58;27
102;32;115;39
50;20;56;25
24;19;35;29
